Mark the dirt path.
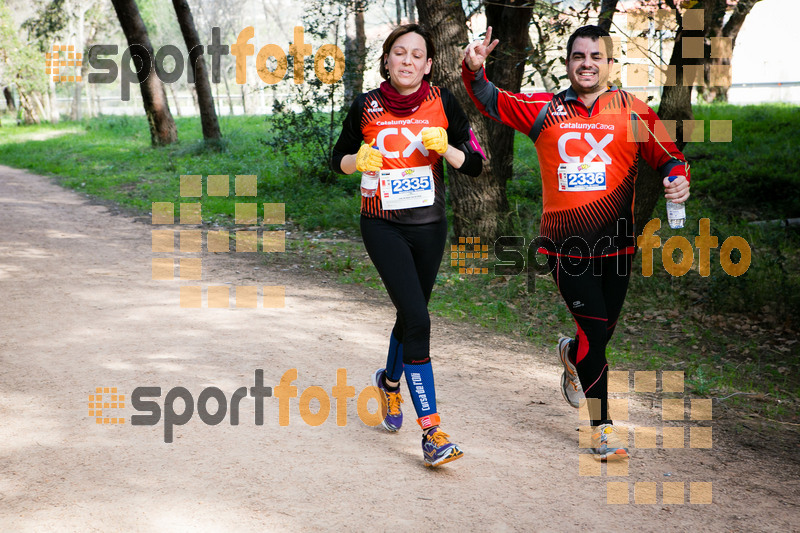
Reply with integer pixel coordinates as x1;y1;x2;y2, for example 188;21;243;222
0;166;798;532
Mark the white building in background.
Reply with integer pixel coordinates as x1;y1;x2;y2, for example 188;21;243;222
728;0;799;104
509;0;799;104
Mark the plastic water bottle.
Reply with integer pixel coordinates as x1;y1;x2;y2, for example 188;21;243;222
360;170;378;197
666;176;685;229
360;147;381;197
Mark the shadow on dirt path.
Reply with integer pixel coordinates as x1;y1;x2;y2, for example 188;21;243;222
0;166;797;531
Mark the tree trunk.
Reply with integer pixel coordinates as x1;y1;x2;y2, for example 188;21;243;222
168;83;182;116
18;89;41;124
343;1;366;106
530;19;557;91
407;0;416;24
697;0;727;102
3;87;15;111
632;0;707;227
190;85;200;115
71;84;82;121
86;80;94;118
43;91;51;124
172;0;221;139
49;80;60;123
597;0;619;32
483;0;534;220
75;3;85;121
417;0;531;241
110;0;177;146
700;0;761;102
94;84;102;116
224;74;235;115
32;92;46;121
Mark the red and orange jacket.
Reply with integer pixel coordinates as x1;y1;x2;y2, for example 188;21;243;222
332;85;482;225
463;62;689;256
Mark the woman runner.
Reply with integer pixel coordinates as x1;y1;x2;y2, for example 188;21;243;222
331;24;484;467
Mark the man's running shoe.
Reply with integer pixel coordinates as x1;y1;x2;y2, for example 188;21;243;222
558;336;584;409
591;424;629;461
422;428;464;467
371;368;403;432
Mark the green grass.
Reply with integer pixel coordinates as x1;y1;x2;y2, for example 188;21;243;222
0;114;364;230
0;105;798;429
683;104;800;220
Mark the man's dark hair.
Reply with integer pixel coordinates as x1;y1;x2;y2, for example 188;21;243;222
566;25;613;60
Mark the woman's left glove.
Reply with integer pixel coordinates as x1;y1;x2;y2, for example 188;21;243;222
421;127;448;155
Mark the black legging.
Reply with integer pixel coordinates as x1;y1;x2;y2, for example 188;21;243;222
360;215;447;365
548;253;632;426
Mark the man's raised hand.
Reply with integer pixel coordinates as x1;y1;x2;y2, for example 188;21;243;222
464;26;500;72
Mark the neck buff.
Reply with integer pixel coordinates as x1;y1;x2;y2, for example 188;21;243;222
379;80;430;117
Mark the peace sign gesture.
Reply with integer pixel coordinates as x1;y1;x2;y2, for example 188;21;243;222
464;26;500;72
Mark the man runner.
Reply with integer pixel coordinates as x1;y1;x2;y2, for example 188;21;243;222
462;25;690;460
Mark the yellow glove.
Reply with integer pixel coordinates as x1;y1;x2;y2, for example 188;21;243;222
356;140;383;172
421;127;448;155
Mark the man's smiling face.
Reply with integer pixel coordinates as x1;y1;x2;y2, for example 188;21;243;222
566;36;613;98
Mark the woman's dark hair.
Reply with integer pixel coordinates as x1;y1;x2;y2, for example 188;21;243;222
566;25;613;59
380;24;435;82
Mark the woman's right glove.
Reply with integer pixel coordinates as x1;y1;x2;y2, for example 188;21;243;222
356;140;383;172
